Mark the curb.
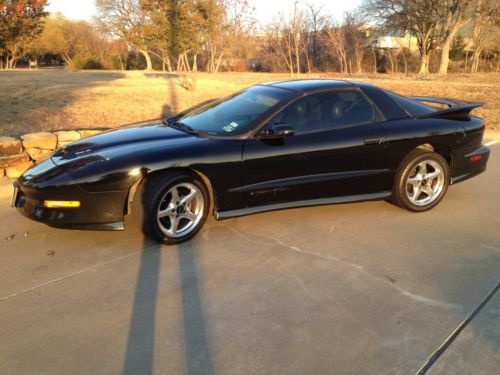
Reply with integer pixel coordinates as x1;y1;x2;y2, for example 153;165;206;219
483;130;500;140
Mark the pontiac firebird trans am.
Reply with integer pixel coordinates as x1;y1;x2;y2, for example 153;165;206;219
12;80;490;244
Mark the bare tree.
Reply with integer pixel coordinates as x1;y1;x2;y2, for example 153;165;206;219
95;0;153;71
265;17;296;75
363;0;445;74
395;38;409;74
438;0;474;75
343;12;372;74
263;2;307;76
322;22;348;73
204;0;256;73
305;4;328;70
469;0;499;72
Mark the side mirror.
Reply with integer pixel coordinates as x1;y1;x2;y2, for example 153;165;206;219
259;123;295;139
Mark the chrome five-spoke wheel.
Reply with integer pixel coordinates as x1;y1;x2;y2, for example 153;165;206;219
406;160;445;206
157;183;205;238
138;173;209;244
393;149;449;212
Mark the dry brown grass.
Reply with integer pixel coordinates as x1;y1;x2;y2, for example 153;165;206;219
0;69;498;137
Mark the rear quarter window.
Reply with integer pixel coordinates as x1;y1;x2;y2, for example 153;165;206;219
385;91;436;117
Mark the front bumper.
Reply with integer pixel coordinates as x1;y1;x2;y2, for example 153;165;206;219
13;180;127;231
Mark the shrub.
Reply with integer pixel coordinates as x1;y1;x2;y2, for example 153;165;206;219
73;56;104;70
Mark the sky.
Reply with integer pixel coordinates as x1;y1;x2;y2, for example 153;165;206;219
46;0;362;27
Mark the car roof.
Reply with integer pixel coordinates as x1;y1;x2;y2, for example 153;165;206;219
260;79;411;121
263;79;357;93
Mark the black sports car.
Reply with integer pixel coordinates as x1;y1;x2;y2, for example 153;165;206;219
13;80;490;244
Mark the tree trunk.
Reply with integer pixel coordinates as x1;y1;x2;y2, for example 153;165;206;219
139;50;153;71
439;15;463;76
305;53;311;74
160;53;173;72
471;49;481;73
8;57;16;69
371;48;377;73
183;53;191;72
112;43;125;71
165;56;172;72
209;45;216;73
387;50;394;73
471;52;481;73
438;38;452;75
62;53;73;69
214;53;224;73
295;46;300;76
192;54;197;72
419;52;430;74
401;49;407;75
38;54;44;69
118;53;124;71
356;51;362;74
177;55;182;71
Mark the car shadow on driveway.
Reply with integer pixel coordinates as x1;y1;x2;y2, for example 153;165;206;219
124;69;214;373
122;239;214;375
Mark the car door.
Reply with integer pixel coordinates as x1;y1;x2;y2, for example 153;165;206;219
240;89;388;208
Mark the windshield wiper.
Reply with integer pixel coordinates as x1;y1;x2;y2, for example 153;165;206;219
168;121;202;136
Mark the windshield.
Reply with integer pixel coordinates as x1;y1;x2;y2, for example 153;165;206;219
177;86;294;136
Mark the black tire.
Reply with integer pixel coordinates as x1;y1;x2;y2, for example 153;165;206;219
392;149;450;212
134;172;209;244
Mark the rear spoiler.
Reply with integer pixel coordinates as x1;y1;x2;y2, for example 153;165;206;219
409;96;483;120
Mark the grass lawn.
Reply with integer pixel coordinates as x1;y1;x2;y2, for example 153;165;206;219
1;69;499;137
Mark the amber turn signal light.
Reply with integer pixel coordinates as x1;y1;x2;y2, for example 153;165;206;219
43;200;81;208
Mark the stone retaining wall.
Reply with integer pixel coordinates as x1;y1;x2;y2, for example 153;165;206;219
0;130;103;179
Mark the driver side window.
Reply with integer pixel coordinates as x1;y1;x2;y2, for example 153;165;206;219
270;90;375;135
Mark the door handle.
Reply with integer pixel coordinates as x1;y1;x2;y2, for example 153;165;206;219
364;137;382;145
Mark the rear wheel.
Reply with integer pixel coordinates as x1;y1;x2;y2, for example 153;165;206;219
137;172;209;244
393;150;449;212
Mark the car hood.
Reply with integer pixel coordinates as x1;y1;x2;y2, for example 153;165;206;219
51;123;200;165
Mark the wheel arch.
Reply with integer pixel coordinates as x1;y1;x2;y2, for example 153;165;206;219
415;143;453;170
124;167;216;217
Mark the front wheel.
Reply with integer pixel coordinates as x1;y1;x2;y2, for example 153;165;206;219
138;173;209;244
393;150;450;212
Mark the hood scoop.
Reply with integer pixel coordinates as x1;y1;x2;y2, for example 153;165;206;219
52;142;95;162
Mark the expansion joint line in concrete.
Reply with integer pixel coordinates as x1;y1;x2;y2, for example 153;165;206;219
0;246;156;303
416;280;500;374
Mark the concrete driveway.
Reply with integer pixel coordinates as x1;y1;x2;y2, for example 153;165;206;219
0;142;499;375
